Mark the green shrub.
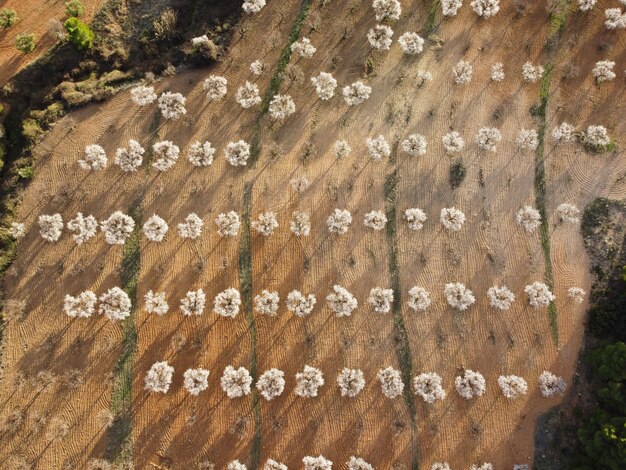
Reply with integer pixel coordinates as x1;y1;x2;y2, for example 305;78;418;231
21;118;44;142
0;8;19;29
591;342;626;383
64;17;94;50
15;33;36;54
65;0;85;17
16;165;33;180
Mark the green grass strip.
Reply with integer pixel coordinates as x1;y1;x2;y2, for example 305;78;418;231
422;0;441;37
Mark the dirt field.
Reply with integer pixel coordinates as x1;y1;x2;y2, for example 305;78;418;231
1;0;625;469
0;0;106;86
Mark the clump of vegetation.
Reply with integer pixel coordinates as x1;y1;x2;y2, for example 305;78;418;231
153;8;178;41
64;17;94;50
0;8;19;29
65;0;85;17
15;33;36;54
449;159;466;189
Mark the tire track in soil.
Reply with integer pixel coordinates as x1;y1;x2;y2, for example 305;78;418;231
238;1;312;466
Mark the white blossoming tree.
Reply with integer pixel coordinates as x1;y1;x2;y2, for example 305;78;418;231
367;24;394;50
99;287;131;321
269;94;296;121
470;463;493;470
254;290;280;316
177;213;203;239
152;140;180;171
343;81;372;106
517;129;539;151
326;285;358;317
471;0;500;18
402;134;427;156
568;287;585;304
220;366;252;398
203;75;228;101
64;290;97;318
250;59;264;75
538;371;566;397
130;85;157;106
455;369;486;399
224;140;251;167
214;288;241;318
578;0;596;11
8;222;26;239
524;281;555;308
368;287;394;314
291;37;316;58
498;375;528;399
303;456;332;470
516;206;541;232
115;140;145;172
252;211;279;236
290;175;311;193
235;81;261;108
476;127;502;152
556;203;580;224
145;290;169;316
183;368;210;395
180;289;206;316
491;62;505;81
414;372;446;403
216;211;241;237
416;70;433;86
264;459;287;470
398;32;424;55
158;91;187;120
242;0;266;14
431;463;451;470
378;366;404;398
453;60;473;84
347;456;374;470
552;122;575;143
227;461;247;470
295;365;324;397
286;290;316;317
487;286;515;310
257;368;285;400
67;213;97;245
373;0;402;21
337;368;365;397
407;286;431;311
79;144;107;170
444;282;475;311
290;211;311;236
101;211;135;245
582;125;612;150
440;207;466;231
187;141;215;167
441;0;462;16
143;214;168;242
592;60;616;82
605;8;626;29
522;62;544;82
364;210;387;230
144;361;174;393
311;72;337;100
442;131;464;153
366;135;391;161
404;208;427;231
327;209;352;234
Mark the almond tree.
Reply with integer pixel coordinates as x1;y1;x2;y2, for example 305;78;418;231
578;0;597;11
180;289;206;316
398;32;424;55
366;135;391;160
368;287;393;314
364;210;387;230
497;375;528;399
522;62;544;82
183;368;210;395
343;81;372;106
145;290;169;316
326;285;358;317
442;131;464;153
178;213;203;239
130;85;157;106
67;213;97;244
444;282;475;310
8;222;26;239
524;281;555;308
592;60;616;82
221;366;252;398
491;62;505;81
264;460;287;470
143;214;169;242
516;206;541;232
367;24;394;50
291;37;316;58
538;371;566;397
327;209;352;234
487;286;515;310
99;287;131;321
303;456;332;470
295;365;324;397
188;141;215;167
256;368;286;400
203;75;228;101
254;290;280;316
414;372;446;403
290;211;311;236
408;286;431;311
286;290;316;317
402;134;427;156
144;361;174;393
152;140;180;171
290;175;311;193
337;368;365;397
250;60;264;75
242;0;266;14
605;8;626;29
431;464;451;470
567;287;585;304
404;208;427;230
416;70;433;86
455;369;486;399
347;457;373;470
158;91;187;120
378;366;404;398
582;125;612;150
235;81;261;108
440;207;465;231
471;0;500;17
64;290;97;318
552;122;575;143
115;140;145;172
453;60;473;84
556;203;580;224
372;0;402;21
517;129;539;150
476;127;502;152
252;211;279;236
224;140;251;167
214;288;241;318
470;464;493;470
79;144;107;170
441;0;462;16
228;462;247;470
268;94;296;121
101;211;135;245
215;211;241;237
311;72;337;100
